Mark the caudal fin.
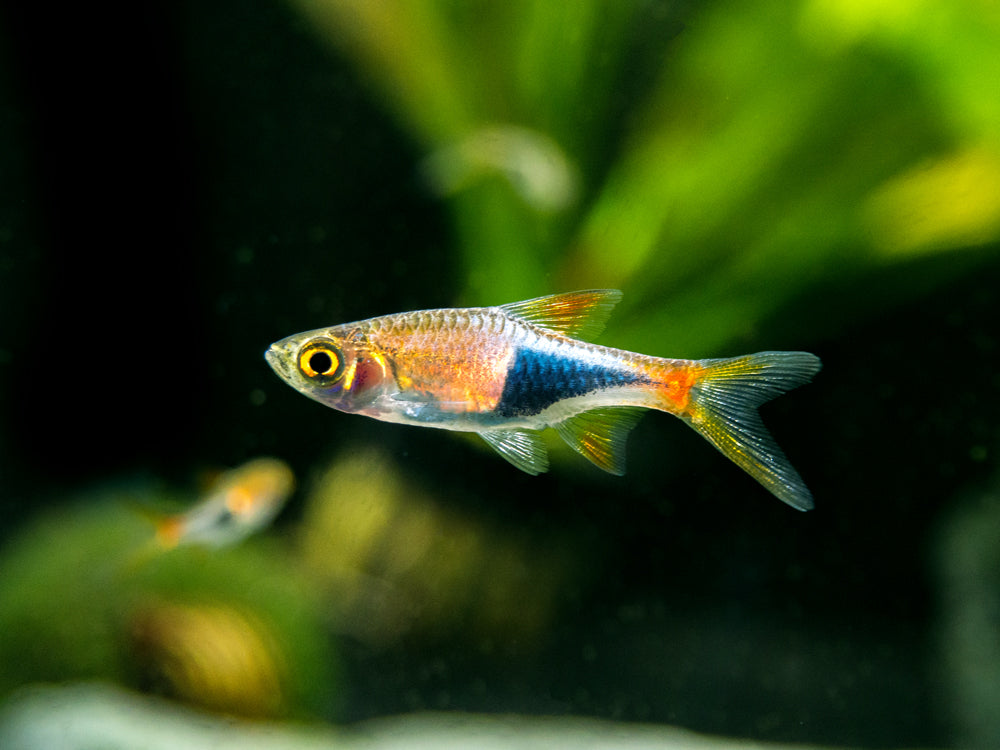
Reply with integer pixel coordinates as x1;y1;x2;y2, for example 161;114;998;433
683;351;821;510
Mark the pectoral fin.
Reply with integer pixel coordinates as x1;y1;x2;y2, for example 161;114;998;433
389;392;472;423
552;407;647;475
480;429;550;475
500;290;622;341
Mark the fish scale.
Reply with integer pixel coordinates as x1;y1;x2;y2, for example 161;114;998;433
494;337;647;419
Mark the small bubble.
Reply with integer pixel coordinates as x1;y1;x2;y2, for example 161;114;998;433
235;246;254;264
249;389;266;406
970;445;988;462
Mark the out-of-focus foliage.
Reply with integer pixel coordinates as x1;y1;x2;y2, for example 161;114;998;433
0;489;338;719
0;450;588;715
296;448;582;647
290;0;1000;354
932;480;1000;750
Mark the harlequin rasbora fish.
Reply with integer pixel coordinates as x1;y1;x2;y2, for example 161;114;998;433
265;290;821;510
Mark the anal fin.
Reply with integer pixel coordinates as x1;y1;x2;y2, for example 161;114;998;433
480;429;550;475
552;407;646;475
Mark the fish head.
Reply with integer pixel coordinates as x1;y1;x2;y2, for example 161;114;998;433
265;325;392;413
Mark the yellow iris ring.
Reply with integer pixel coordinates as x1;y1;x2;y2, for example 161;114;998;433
297;340;345;382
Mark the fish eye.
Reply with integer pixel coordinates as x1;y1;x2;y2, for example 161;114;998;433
308;351;333;374
297;340;345;382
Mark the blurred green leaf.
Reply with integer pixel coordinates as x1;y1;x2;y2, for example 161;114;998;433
0;495;339;718
288;0;1000;351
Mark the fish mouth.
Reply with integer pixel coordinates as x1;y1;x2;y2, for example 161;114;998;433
264;344;291;380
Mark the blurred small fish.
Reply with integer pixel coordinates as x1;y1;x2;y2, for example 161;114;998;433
155;458;295;548
266;291;820;509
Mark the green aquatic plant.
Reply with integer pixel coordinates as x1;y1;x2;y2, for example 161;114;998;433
0;491;339;718
296;447;582;646
288;0;1000;354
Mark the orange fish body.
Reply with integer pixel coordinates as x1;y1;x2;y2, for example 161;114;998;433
266;291;820;509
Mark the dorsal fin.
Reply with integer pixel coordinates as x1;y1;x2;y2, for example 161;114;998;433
499;290;623;341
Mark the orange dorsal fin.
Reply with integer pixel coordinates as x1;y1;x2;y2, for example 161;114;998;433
500;289;622;341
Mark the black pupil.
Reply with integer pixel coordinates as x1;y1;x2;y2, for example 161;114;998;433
309;350;333;375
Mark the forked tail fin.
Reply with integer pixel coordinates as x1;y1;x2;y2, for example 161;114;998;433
683;351;821;510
